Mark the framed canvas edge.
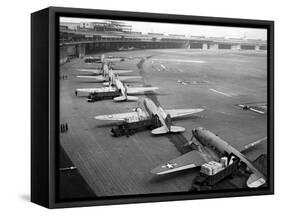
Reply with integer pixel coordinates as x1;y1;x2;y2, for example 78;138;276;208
44;6;274;209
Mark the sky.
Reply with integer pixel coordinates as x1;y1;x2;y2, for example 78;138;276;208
60;17;267;40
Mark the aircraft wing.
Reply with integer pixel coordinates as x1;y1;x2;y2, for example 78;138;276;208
76;75;105;81
77;68;101;74
118;76;142;81
112;70;134;74
95;112;148;122
238;137;267;153
76;88;100;93
76;87;116;94
127;86;159;94
165;108;204;119
151;150;211;175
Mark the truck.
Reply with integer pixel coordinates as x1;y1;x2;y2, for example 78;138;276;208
191;156;240;191
87;90;121;102
110;116;161;137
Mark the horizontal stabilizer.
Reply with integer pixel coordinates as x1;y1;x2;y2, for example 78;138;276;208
151;126;169;135
113;96;138;102
247;173;266;188
152;125;185;135
170;126;185;133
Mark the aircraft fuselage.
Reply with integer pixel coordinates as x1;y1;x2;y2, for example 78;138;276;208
192;127;265;181
144;99;168;128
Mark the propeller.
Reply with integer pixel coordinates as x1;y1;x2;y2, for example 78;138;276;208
188;135;194;145
124;84;128;100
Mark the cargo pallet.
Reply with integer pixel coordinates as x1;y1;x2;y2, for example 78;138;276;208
191;158;240;191
111;116;161;137
87;90;121;102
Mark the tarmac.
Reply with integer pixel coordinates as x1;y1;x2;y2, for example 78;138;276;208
59;49;267;198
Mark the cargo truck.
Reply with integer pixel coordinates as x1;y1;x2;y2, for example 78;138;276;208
191;156;240;191
110;116;161;137
87;90;121;102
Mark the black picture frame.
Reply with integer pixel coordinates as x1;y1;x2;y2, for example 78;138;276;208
31;6;274;209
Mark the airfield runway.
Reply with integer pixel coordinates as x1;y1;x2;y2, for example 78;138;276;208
59;49;267;198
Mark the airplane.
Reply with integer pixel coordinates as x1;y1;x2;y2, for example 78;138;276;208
94;98;204;134
238;104;265;114
76;66;142;86
84;54;126;63
84;56;102;63
151;127;267;188
76;78;159;102
77;62;134;76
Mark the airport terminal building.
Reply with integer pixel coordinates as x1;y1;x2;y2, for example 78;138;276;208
60;21;267;64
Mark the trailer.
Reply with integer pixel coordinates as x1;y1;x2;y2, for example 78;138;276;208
111;116;161;137
87;90;121;102
191;157;240;191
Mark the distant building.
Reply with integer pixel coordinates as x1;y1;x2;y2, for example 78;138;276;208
79;22;95;29
79;21;132;32
60;22;79;30
148;33;164;36
168;34;186;37
189;35;206;39
208;37;225;40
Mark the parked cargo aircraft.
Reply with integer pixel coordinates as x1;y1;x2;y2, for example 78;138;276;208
77;63;133;76
151;127;267;188
84;54;126;63
77;66;142;85
238;104;266;114
95;98;204;134
76;79;159;102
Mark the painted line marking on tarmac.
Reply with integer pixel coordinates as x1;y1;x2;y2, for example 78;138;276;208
160;64;167;70
209;88;233;97
153;58;207;63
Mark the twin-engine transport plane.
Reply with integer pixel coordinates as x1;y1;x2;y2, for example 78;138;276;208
84;54;126;63
76;79;159;102
151;127;267;188
77;63;134;76
77;65;141;85
95;98;204;134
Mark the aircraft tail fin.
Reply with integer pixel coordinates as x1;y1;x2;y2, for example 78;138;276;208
113;96;138;102
101;54;105;63
247;173;266;188
164;114;185;133
164;114;172;131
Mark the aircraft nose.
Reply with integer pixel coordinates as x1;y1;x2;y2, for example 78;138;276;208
192;127;204;135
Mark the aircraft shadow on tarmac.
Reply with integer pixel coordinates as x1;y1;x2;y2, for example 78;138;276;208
95;122;119;128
